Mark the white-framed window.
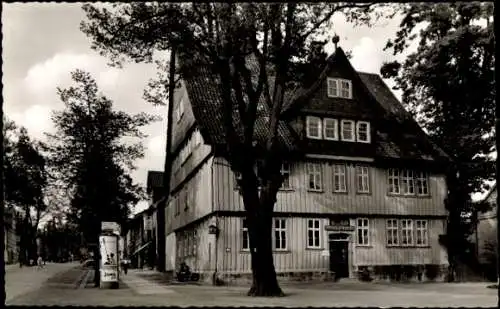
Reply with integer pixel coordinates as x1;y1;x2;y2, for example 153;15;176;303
274;219;287;250
234;171;242;190
327;78;339;98
388;168;400;194
400;219;414;246
356;165;370;193
356;121;370;143
340;79;353;99
280;162;292;189
306;116;322;139
386;219;399;246
323;118;338;140
307;219;321;248
332;164;347;192
327;78;352;99
341;120;355;141
242;219;250;251
401;170;415;195
416;172;429;195
356;218;370;246
415;220;428;246
307;163;322;191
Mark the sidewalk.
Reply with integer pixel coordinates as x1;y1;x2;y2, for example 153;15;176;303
120;269;177;295
6;262;79;302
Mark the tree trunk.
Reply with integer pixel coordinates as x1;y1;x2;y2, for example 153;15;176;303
246;211;284;297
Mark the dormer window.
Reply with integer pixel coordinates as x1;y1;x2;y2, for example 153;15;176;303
327;78;352;99
341;120;355;141
356;121;371;143
323;118;338;140
306;116;322;139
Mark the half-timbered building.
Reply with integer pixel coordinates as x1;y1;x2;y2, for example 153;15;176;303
163;45;451;283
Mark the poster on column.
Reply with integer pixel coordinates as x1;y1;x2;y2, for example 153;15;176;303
99;235;119;283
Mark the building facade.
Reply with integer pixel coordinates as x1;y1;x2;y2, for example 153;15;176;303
163;46;451;283
4;207;20;264
475;184;497;277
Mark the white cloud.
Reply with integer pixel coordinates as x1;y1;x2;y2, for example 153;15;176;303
350;37;382;73
9;104;53;139
147;135;166;156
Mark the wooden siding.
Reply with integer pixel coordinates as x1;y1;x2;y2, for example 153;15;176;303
170;140;212;190
353;218;448;266
175;218;216;273
213;157;447;216
165;156;214;235
215;216;330;274
476;216;497;264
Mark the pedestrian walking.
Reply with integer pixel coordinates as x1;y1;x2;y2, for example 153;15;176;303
37;255;44;270
121;256;129;275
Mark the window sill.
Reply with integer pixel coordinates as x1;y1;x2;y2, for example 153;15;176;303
240;250;251;254
307;135;322;140
307;189;324;193
279;188;295;192
386;245;431;249
356;245;373;248
387;193;431;199
305;247;323;251
273;250;290;253
356;191;371;195
332;191;348;195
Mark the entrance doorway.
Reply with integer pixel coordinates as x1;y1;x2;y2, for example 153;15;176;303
329;233;349;279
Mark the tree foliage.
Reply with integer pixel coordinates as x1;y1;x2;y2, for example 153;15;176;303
3;118;49;261
380;2;495;277
44;70;156;283
81;2;392;295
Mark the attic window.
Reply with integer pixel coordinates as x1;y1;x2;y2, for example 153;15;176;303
327;78;352;99
306;116;322;139
356;121;371;143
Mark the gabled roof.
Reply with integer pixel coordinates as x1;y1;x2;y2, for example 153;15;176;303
181;47;450;163
183;61;297;152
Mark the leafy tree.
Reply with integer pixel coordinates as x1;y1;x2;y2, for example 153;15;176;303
81;2;392;296
44;70;156;285
380;2;495;281
3;119;48;263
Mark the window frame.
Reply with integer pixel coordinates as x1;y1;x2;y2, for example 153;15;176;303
416;172;429;196
400;219;414;246
386;219;399;246
415;220;429;246
280;162;292;190
234;171;242;190
327;78;339;98
306;219;321;249
332;164;347;193
339;79;353;99
356;218;370;246
340;120;355;142
306;116;322;139
401;169;415;195
356;121;371;143
388;168;400;194
356;165;370;194
274;219;287;251
323;118;338;141
242;219;250;251
307;162;323;191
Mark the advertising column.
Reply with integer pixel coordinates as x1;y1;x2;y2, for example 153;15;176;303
99;233;119;289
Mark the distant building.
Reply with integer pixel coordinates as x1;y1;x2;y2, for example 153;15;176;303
475;184;497;272
4;207;20;264
163;45;451;283
124;171;163;269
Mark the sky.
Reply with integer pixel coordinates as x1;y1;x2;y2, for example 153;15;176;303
1;3;490;216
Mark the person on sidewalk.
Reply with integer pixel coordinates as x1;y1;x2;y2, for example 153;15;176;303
37;256;44;270
121;256;130;275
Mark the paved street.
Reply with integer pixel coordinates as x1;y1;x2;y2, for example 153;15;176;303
5;261;81;303
6;268;497;307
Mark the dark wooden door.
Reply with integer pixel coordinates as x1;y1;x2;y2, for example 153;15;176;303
329;240;349;278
